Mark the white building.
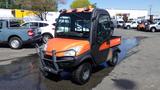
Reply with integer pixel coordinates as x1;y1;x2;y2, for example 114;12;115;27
46;12;60;23
106;9;148;21
0;9;14;18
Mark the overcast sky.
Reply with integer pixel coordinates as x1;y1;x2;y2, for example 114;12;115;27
59;0;160;15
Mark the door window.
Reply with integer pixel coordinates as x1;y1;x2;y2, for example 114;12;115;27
9;21;20;27
39;23;44;27
39;23;49;27
30;22;38;28
132;22;136;24
75;20;90;32
21;23;30;27
43;23;49;27
97;15;110;43
0;22;2;29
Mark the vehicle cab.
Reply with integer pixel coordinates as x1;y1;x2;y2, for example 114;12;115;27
37;7;121;85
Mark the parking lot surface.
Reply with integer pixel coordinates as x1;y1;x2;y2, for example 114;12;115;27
0;29;160;90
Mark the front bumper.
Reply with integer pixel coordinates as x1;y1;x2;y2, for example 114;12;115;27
37;48;79;74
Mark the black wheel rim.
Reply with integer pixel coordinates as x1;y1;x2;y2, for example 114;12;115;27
112;55;118;64
82;68;90;80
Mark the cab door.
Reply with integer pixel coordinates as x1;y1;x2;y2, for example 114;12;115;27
91;10;112;64
157;22;160;30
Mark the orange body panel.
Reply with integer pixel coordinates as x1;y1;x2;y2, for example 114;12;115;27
99;42;110;51
45;37;120;57
45;38;90;57
99;37;121;51
66;8;94;13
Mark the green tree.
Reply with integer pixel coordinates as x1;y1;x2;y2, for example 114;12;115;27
14;0;60;20
70;0;92;9
0;0;21;9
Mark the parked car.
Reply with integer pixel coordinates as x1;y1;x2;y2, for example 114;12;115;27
146;22;160;32
0;19;41;49
117;20;124;28
123;21;139;29
21;21;55;42
36;8;121;85
111;19;118;28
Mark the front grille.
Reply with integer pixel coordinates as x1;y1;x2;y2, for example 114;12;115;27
44;55;52;59
43;60;56;69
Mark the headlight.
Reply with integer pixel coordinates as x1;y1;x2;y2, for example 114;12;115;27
64;46;82;56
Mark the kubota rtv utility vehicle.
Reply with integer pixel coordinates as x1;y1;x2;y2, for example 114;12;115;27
37;7;121;85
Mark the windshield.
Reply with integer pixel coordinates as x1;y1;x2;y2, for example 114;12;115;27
56;12;92;39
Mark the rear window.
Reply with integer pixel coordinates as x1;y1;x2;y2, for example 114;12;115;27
39;23;49;27
119;21;124;23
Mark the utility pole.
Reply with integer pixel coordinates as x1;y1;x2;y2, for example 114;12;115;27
149;5;153;23
149;5;152;15
56;0;58;11
5;0;8;8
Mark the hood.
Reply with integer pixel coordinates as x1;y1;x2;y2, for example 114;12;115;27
45;38;90;56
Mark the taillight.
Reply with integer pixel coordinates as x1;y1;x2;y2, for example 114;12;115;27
28;29;35;36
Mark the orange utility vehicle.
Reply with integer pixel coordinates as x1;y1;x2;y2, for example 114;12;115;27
37;7;121;85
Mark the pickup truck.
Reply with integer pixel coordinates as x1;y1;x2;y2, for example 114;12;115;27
36;7;121;85
146;22;160;32
123;21;139;29
0;19;42;49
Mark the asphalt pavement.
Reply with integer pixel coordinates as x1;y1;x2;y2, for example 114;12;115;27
0;29;160;90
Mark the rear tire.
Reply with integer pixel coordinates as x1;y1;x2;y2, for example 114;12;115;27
72;63;92;85
127;25;130;29
9;37;22;49
108;52;118;66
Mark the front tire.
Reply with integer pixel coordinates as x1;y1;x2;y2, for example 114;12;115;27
150;27;156;32
72;63;92;85
9;37;22;49
108;52;118;66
